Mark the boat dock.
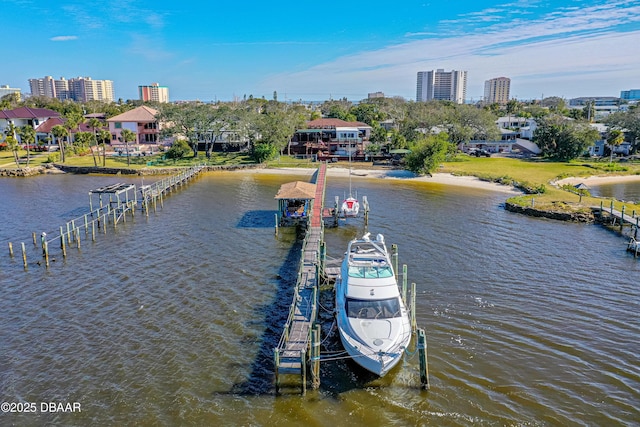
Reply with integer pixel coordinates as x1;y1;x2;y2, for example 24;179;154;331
6;165;205;270
274;163;328;394
273;163;429;394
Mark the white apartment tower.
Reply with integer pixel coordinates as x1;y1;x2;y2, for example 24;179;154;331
28;76;114;102
416;69;467;104
138;83;169;103
484;77;511;105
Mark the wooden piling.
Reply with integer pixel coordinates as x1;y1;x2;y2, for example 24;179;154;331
274;349;280;395
8;242;14;257
300;349;307;395
411;282;417;333
60;226;67;258
32;232;36;246
274;213;278;234
417;328;430;390
21;242;27;269
75;228;81;249
402;264;408;304
92;221;96;241
44;241;49;268
311;324;321;389
392;244;398;280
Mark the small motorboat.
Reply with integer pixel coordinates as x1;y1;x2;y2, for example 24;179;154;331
341;196;360;218
335;232;411;376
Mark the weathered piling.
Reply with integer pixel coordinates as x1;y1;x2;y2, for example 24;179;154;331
418;328;429;390
21;242;27;269
8;242;14;257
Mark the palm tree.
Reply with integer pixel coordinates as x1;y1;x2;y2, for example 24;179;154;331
4;123;20;166
607;129;625;163
17;125;36;166
97;129;111;166
120;129;136;167
87;117;103;167
51;125;68;163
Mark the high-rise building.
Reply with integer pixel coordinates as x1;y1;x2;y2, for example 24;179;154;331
138;83;169;103
484;77;511;105
28;76;114;102
0;85;22;100
620;89;640;100
416;69;467;104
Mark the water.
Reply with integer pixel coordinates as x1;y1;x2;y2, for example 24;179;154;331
589;180;640;203
0;171;639;426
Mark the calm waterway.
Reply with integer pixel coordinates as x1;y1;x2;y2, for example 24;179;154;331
0;171;638;426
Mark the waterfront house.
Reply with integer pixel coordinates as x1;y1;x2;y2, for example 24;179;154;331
106;106;162;151
0;107;61;144
290;118;372;160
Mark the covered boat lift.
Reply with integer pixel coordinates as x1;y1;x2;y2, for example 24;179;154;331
274;181;317;227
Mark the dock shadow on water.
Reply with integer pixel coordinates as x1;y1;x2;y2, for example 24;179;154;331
236;210;280;228
221;231;303;395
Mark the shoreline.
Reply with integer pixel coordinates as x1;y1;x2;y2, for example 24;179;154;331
556;174;640;187
244;167;521;194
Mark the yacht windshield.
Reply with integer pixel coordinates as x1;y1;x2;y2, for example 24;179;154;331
346;297;402;319
348;265;394;278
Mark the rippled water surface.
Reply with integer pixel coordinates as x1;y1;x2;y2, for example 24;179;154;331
1;171;639;426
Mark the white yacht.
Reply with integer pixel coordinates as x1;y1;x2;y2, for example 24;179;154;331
335;233;412;376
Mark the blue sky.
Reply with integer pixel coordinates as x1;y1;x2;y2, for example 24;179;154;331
3;0;640;102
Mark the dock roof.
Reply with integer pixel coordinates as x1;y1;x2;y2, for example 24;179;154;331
274;181;316;200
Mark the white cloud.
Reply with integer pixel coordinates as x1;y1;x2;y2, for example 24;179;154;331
50;35;78;42
260;0;640;99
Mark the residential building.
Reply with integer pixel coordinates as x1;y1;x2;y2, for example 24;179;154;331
0;85;22;100
416;69;467;104
290;118;373;159
484;77;511;105
0;107;61;144
28;76;114;102
367;92;384;99
106;105;161;148
139;83;169;103
568;97;621;120
620;89;640;100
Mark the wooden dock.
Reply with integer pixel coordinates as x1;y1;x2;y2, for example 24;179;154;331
8;165;205;270
274;163;327;394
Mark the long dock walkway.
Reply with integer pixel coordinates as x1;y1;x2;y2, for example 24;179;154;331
274;163;327;394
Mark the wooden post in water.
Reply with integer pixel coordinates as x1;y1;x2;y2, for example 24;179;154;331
402;264;408;304
92;221;96;242
44;241;49;268
417;328;430;390
84;214;88;234
274;348;280;395
300;349;307;395
21;242;27;269
311;324;320;389
102;214;107;233
32;232;36;246
274;213;278;235
8;242;14;257
66;222;71;244
411;282;417;333
392;244;398;281
60;227;66;258
75;228;81;249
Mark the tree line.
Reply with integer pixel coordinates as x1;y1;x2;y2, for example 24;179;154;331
2;92;639;173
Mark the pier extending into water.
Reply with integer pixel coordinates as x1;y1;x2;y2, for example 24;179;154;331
273;163;428;394
5;165;205;270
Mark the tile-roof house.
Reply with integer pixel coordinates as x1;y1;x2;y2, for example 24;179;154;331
106;105;160;145
0;107;61;141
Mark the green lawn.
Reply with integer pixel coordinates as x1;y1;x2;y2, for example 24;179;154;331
440;155;640;213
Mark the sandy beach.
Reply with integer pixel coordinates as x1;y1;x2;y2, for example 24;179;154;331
556;174;640;187
244;166;521;194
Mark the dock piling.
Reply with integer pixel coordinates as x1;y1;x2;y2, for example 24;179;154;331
418;328;430;390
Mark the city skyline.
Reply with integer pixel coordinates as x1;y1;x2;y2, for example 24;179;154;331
3;0;640;102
